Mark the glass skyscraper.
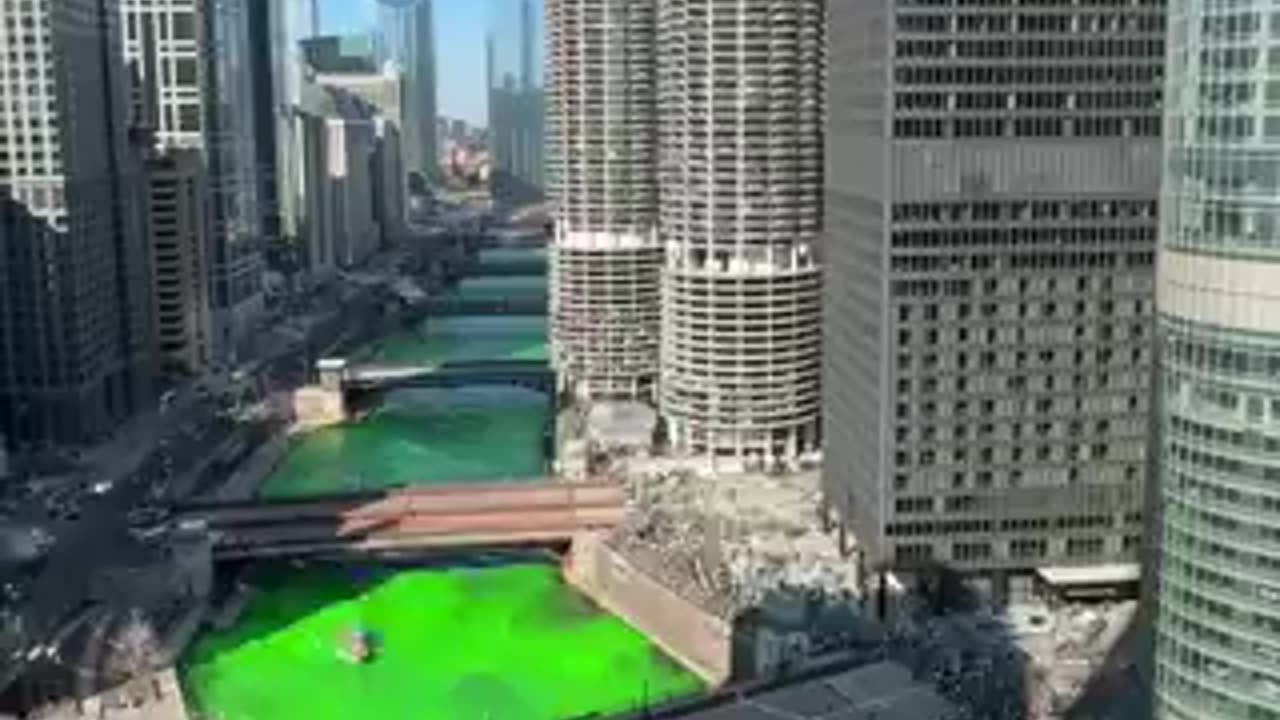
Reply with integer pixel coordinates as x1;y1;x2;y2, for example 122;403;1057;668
488;0;545;206
1154;2;1280;719
375;0;437;184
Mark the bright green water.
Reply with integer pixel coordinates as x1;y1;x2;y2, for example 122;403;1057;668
370;316;548;366
182;564;703;720
260;268;551;499
257;387;549;498
191;264;703;719
452;275;547;302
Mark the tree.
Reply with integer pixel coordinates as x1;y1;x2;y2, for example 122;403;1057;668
102;609;164;700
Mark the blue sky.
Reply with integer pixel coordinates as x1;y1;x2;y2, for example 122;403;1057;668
320;0;490;126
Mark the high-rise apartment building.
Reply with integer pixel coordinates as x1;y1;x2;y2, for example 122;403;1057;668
141;149;211;375
823;1;1163;579
546;0;661;401
0;0;155;448
489;0;545;206
656;0;824;461
375;0;437;184
1153;3;1280;719
122;0;263;366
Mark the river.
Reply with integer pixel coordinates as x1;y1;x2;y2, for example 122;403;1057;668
258;251;551;499
181;249;705;719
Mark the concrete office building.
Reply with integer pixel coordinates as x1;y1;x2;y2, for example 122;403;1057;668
297;84;382;273
313;61;408;244
297;102;336;284
1153;3;1280;719
656;0;824;461
546;0;661;401
0;0;155;447
488;0;545;206
372;116;407;248
822;2;1163;580
122;0;263;366
141;149;211;375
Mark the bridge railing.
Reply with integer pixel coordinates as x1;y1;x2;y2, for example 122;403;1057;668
178;480;623;522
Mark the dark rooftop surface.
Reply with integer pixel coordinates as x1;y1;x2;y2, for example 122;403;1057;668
605;659;962;720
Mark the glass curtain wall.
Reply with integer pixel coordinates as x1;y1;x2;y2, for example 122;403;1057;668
1155;3;1280;719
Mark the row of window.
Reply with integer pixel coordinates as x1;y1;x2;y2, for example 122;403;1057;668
897;89;1159;112
893;115;1160;138
892;199;1158;223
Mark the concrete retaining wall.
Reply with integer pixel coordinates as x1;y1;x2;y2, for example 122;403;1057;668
563;533;733;686
209;433;289;502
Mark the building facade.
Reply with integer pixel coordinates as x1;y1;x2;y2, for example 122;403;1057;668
1153;2;1280;719
122;0;263;366
0;0;155;447
657;0;824;461
546;0;661;401
141;149;211;375
488;0;545;206
297;84;384;274
314;61;408;244
822;1;1163;576
248;0;310;290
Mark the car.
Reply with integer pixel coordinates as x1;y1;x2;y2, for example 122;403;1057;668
89;480;112;495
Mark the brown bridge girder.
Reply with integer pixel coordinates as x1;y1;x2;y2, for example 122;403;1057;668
198;480;627;557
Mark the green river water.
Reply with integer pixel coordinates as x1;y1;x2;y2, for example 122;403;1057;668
182;254;705;719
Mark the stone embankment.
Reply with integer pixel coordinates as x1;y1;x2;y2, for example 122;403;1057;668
564;533;734;685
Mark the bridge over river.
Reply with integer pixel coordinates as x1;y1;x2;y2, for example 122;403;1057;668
175;480;624;559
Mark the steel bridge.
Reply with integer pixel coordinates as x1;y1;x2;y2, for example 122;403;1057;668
417;295;546;317
342;358;554;395
174;481;624;559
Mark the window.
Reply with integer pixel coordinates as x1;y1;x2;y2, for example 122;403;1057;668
178;104;200;132
175;58;197;85
173;12;195;40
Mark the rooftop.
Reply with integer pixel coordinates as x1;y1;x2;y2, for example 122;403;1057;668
607;659;961;720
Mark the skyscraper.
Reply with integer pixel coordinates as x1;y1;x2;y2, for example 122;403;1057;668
0;0;154;448
1153;3;1280;718
488;0;545;206
655;0;824;462
823;2;1163;581
376;0;437;184
122;0;263;366
248;0;310;285
546;0;661;400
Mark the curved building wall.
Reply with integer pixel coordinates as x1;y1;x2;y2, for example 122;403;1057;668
1155;3;1280;719
546;0;662;399
656;0;824;459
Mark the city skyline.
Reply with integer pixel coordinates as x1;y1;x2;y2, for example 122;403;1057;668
5;1;1274;719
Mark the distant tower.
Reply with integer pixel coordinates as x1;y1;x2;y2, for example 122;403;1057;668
520;0;535;91
487;0;544;205
375;0;437;182
547;0;660;401
310;0;320;35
